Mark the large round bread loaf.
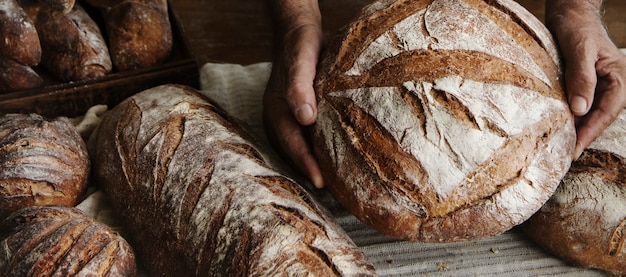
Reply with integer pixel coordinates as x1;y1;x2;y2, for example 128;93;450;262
0;206;136;276
0;113;90;219
523;109;626;275
91;84;376;276
312;0;575;242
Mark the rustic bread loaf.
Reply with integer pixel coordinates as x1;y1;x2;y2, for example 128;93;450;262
522;109;626;276
0;206;136;276
0;58;43;92
20;0;112;82
0;113;90;219
84;0;172;71
91;84;376;276
312;0;575;242
0;0;41;66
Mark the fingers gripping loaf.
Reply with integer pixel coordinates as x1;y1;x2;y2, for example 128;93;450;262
312;0;576;242
0;206;137;276
523;110;626;276
91;84;376;276
19;1;112;81
0;113;90;220
84;0;172;71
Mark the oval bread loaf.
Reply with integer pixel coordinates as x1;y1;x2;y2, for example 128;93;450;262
312;0;575;242
0;206;136;276
523;109;626;276
0;58;43;92
0;113;90;219
0;0;41;66
84;0;172;71
91;84;376;276
21;1;112;81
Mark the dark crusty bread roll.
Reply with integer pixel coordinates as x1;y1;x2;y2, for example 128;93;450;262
0;58;43;92
84;0;172;71
91;84;376;276
0;206;136;276
21;0;112;82
312;0;575;242
0;113;90;220
0;0;41;66
523;110;626;276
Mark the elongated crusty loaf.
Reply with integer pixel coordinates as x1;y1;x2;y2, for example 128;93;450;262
523;109;626;276
312;0;575;242
0;113;90;219
0;206;136;276
91;84;376;276
84;0;172;71
20;0;112;81
0;58;43;92
0;0;41;66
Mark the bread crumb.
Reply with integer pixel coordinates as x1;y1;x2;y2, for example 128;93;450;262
436;262;449;271
491;247;500;254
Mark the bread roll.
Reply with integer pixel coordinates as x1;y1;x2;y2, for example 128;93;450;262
0;206;136;276
91;84;376;276
84;0;172;71
522;110;626;275
312;0;575;242
0;113;90;219
0;0;41;66
0;58;43;92
21;1;112;81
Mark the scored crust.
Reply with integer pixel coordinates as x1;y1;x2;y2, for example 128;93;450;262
312;0;575;242
522;110;626;275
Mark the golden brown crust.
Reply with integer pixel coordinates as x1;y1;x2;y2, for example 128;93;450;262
0;113;90;219
0;206;137;276
91;84;376;276
312;0;574;242
523;148;626;276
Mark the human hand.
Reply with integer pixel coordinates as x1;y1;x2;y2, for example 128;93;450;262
546;0;626;159
263;0;324;188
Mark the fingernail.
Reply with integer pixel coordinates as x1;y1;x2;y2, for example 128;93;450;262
295;104;314;123
570;96;588;115
311;174;324;189
573;142;584;161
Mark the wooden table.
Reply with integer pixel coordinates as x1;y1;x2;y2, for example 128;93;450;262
169;0;626;67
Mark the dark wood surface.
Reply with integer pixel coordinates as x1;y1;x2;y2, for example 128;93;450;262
169;0;626;67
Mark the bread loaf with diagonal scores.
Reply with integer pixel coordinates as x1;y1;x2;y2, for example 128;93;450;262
523;109;626;276
312;0;576;242
0;113;90;220
91;84;376;276
0;206;137;276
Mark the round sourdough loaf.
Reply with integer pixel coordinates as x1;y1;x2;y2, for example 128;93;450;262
0;113;90;219
0;206;136;276
522;109;626;275
312;0;576;242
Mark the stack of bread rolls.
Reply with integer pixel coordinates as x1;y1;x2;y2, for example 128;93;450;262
0;0;173;92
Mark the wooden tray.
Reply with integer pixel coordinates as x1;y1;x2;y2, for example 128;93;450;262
0;1;199;118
